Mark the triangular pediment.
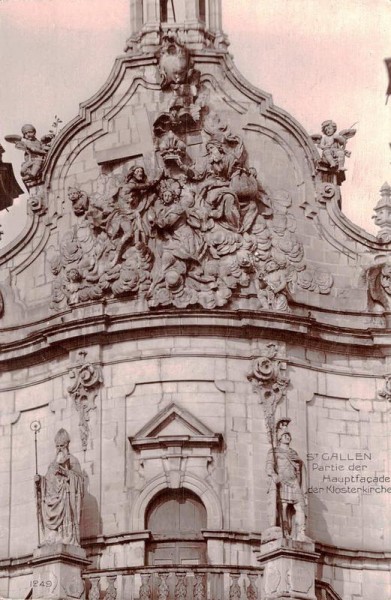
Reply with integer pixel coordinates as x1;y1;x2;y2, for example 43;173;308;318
129;402;221;450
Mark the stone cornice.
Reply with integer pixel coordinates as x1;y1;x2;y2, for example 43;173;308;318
315;542;391;571
0;306;390;372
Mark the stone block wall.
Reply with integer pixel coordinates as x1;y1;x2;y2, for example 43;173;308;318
0;333;390;599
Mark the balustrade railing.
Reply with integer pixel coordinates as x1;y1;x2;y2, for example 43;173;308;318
84;565;263;600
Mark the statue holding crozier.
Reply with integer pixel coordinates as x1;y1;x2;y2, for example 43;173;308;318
34;429;83;546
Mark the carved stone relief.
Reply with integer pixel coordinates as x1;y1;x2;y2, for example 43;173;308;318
367;262;391;311
264;563;281;596
378;374;391;403
68;350;103;451
287;564;313;594
50;37;333;313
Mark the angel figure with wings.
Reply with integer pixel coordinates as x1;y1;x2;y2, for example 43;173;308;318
311;120;356;171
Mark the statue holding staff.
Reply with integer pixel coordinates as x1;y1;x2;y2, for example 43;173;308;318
266;419;308;541
34;429;83;546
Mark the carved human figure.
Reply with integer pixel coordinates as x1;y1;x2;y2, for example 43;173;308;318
372;183;391;243
311;120;356;171
177;140;242;232
257;260;289;311
380;264;391;297
148;185;204;290
12;124;52;186
105;166;160;252
266;428;307;540
35;429;83;545
68;187;89;217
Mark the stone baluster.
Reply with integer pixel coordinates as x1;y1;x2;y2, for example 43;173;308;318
158;573;170;600
193;573;206;600
140;574;152;600
175;572;187;600
229;574;241;600
245;574;258;600
88;577;100;600
106;575;117;600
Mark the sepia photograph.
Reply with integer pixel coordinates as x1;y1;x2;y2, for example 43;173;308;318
0;1;390;599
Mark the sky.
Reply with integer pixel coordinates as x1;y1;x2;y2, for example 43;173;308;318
0;0;390;248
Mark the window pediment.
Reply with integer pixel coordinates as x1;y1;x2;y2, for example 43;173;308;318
129;402;222;451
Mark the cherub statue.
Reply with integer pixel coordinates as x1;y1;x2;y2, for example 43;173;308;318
311;120;356;171
5;124;54;187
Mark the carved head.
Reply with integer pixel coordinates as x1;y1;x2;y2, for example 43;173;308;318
161;190;175;205
126;165;146;183
381;265;391;295
50;255;62;276
321;120;337;136
21;124;37;140
264;259;280;274
54;428;71;462
66;267;82;283
68;186;89;216
206;140;225;161
159;36;190;88
278;431;292;445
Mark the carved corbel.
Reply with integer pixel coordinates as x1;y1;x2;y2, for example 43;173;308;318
68;350;103;451
247;343;289;437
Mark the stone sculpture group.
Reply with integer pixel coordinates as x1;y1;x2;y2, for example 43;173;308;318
49;34;333;313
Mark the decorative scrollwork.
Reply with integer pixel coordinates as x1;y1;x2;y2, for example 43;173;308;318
68;350;103;451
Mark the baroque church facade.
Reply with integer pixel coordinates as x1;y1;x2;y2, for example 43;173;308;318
0;1;390;599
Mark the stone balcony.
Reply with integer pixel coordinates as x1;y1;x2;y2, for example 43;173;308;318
83;565;263;600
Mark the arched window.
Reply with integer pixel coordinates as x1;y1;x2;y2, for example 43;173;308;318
145;489;207;565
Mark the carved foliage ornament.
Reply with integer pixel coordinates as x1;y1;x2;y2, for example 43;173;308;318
68;350;103;451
